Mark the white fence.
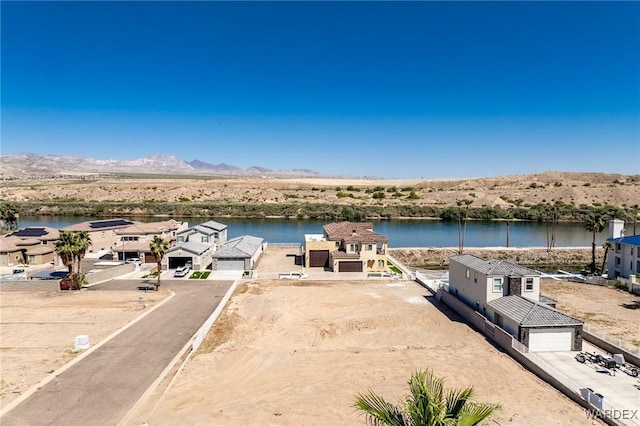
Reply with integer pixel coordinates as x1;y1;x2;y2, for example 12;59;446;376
583;323;640;358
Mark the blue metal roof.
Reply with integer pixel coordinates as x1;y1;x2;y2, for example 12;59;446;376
608;235;640;247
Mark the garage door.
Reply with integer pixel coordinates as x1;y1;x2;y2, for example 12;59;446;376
528;328;573;352
338;261;363;272
217;259;246;271
309;250;330;268
169;257;193;269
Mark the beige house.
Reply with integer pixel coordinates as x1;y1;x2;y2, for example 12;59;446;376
62;218;187;262
0;226;59;267
304;221;388;272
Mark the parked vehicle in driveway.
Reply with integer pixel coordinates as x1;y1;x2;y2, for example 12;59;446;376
174;266;190;278
278;271;309;280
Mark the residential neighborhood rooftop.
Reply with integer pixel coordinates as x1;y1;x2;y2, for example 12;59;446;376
488;295;583;327
323;221;388;243
213;235;263;258
451;254;540;277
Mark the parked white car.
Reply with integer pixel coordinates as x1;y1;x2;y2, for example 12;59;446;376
174;266;190;278
278;271;309;280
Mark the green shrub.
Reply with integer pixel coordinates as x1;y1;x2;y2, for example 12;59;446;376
372;191;385;199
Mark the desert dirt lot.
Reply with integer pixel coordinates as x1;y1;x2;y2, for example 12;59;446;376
0;289;168;409
141;279;593;426
541;280;640;346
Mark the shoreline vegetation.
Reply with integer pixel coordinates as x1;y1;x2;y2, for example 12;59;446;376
7;200;637;223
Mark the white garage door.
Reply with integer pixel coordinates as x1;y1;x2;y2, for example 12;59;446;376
217;259;246;271
528;328;573;352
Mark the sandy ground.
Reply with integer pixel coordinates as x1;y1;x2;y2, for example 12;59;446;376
0;289;168;408
2;171;638;209
541;280;640;346
144;279;594;425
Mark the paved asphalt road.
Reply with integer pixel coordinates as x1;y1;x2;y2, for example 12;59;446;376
2;279;233;426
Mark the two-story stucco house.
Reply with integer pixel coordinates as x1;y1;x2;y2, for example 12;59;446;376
449;254;582;352
607;219;640;281
304;221;388;273
166;221;228;270
62;218;186;263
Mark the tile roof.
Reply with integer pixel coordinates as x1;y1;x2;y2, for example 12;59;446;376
450;254;540;276
330;250;360;259
24;245;55;255
488;295;582;327
213;235;263;259
63;218;133;232
608;235;640;247
323;222;388;243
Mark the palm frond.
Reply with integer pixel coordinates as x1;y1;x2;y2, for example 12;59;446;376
355;389;406;426
457;401;502;426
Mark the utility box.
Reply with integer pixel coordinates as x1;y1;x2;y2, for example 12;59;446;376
74;335;90;350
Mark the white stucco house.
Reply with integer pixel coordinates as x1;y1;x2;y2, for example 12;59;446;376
166;220;228;270
607;219;640;280
449;254;583;352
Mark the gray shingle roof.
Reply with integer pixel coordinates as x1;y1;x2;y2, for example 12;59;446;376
450;254;540;277
200;220;228;232
213;235;263;259
488;295;582;327
167;241;210;255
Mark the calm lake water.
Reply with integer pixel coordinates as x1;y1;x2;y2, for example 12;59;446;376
19;216;607;248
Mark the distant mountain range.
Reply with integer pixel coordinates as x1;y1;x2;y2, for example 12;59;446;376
0;153;325;178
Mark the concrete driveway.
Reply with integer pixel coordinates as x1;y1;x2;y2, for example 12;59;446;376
1;279;233;426
534;342;640;425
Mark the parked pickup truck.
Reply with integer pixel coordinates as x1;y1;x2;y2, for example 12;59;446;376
278;271;309;280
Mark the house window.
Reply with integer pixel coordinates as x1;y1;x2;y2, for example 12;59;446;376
636;261;640;273
377;259;384;268
42;240;47;245
349;243;358;252
366;244;373;251
202;236;210;243
631;248;634;256
466;269;470;279
616;244;621;252
101;232;105;238
525;277;534;292
615;257;621;266
492;278;502;293
28;255;35;263
214;232;219;238
474;272;477;283
177;236;184;243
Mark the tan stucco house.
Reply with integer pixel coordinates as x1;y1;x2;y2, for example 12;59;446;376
0;226;60;267
304;221;388;272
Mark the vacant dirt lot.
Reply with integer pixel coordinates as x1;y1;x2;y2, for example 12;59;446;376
0;289;167;408
541;280;640;346
143;280;593;425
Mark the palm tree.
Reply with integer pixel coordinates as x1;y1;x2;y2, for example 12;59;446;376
73;231;92;276
601;241;613;275
55;231;77;276
585;214;606;274
0;203;19;232
355;369;500;426
149;236;169;289
456;199;473;255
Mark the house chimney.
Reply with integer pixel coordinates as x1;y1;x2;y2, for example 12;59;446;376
352;229;356;236
609;219;625;239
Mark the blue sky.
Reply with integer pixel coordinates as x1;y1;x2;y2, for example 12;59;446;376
2;1;639;179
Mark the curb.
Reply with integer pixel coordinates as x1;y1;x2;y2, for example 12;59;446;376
0;290;176;418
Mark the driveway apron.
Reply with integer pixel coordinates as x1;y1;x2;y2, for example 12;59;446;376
2;280;233;426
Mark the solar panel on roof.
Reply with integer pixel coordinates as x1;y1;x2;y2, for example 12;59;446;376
89;219;133;229
13;228;47;237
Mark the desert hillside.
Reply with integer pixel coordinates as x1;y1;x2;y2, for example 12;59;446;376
1;172;638;211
